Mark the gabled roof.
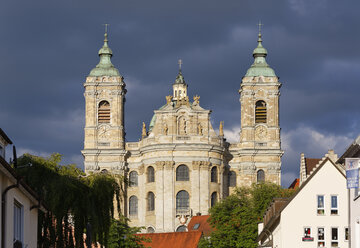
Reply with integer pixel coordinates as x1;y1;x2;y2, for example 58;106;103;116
338;134;360;164
257;157;345;242
187;215;213;236
288;178;299;189
304;158;321;176
136;231;202;248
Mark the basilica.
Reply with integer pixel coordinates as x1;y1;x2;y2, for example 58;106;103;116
81;30;283;233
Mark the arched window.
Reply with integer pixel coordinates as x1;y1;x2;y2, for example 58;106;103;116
228;171;236;187
211;167;217;183
211;192;217;207
147;166;155;183
257;169;265;183
147;227;155;233
176;165;189;181
129;196;138;216
176;190;189;214
147;192;155;211
129;171;138;187
255;100;267;123
98;100;110;123
176;225;187;232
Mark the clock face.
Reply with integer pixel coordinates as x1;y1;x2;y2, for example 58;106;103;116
255;125;267;139
98;125;110;139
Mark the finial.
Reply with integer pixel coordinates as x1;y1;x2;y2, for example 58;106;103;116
257;21;263;42
219;121;224;136
142;122;147;139
178;59;182;71
103;24;109;42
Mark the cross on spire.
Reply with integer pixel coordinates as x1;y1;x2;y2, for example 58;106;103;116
103;23;110;34
178;59;182;70
257;21;264;34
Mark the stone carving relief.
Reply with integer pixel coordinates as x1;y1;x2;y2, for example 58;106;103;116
193;95;200;105
166;95;173;104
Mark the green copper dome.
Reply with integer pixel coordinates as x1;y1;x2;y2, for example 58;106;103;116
89;32;120;77
245;33;276;77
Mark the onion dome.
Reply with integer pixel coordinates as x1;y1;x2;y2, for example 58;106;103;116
245;31;276;77
89;32;120;77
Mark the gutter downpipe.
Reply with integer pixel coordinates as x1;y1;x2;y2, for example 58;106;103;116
1;179;20;248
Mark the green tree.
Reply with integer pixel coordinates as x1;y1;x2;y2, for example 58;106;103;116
199;182;295;248
108;218;146;248
15;153;132;248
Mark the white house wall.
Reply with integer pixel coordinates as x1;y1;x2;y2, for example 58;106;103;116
277;160;348;248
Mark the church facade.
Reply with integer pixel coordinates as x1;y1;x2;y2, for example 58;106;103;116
81;31;283;233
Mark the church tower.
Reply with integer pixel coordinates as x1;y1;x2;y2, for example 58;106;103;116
230;29;283;186
81;30;127;174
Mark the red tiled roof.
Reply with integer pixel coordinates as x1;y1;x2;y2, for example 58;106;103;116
187;215;213;236
305;158;321;176
136;231;202;248
288;178;299;189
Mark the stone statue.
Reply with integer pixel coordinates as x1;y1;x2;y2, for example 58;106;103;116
198;123;203;135
179;117;187;135
142;122;147;138
163;124;168;135
219;121;224;136
193;95;200;105
166;95;173;104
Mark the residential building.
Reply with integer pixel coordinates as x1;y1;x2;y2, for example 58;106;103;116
337;135;360;247
257;153;349;248
0;128;46;248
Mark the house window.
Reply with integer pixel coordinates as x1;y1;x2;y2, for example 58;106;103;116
129;196;138;216
345;227;349;241
147;227;155;233
331;227;338;247
211;192;217;207
211;167;217;183
255;100;267;123
176;165;189;181
147;166;155;183
176;190;189;214
98;100;110;123
317;195;324;215
318;228;325;247
176;225;187;232
302;227;313;241
228;171;236;187
147;192;155;211
331;195;338;215
14;200;23;246
129;171;138;187
257;170;265;183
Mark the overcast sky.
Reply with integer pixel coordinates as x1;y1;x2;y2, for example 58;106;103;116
1;0;359;187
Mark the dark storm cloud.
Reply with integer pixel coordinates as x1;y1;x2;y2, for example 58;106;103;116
1;0;360;186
